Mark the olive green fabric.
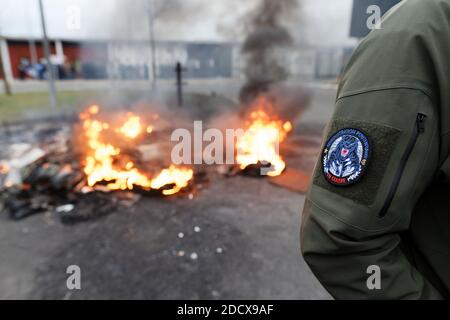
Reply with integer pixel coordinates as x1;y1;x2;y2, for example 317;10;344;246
301;0;450;300
313;120;401;206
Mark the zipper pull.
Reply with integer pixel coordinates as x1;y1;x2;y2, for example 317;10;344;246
417;113;426;133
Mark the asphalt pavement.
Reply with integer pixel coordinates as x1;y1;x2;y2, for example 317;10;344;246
0;79;336;299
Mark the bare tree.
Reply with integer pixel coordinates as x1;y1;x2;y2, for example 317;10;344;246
146;0;158;89
142;0;180;89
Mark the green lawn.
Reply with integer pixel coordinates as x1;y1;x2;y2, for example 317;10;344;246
0;91;110;122
0;90;153;122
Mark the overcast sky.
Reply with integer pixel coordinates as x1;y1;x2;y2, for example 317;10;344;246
0;0;356;46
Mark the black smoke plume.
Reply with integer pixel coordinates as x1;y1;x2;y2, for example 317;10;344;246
239;0;299;104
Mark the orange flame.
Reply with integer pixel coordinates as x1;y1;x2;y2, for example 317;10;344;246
150;165;194;196
117;113;143;139
0;162;10;174
236;97;292;177
80;106;193;195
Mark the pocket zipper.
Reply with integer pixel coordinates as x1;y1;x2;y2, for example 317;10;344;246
378;113;426;218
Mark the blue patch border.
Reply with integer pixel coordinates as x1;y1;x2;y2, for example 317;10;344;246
322;127;371;187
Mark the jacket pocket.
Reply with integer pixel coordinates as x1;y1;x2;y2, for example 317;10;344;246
378;113;427;218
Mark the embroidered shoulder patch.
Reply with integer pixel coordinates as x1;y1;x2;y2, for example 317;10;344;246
322;128;371;186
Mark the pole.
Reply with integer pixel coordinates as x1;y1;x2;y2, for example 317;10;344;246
0;44;12;95
0;2;12;95
175;62;184;107
38;0;57;109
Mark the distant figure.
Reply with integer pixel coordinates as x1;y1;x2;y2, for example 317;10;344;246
18;58;31;80
35;61;46;80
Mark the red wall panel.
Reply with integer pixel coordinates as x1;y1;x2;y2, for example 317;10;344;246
8;40;56;79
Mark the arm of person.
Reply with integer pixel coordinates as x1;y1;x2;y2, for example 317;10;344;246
301;88;443;299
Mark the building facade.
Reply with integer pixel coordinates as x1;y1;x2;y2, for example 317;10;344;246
0;37;352;82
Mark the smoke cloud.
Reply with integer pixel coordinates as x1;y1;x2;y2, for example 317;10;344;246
239;0;300;104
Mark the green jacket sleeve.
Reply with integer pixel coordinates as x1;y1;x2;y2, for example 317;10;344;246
300;0;450;300
301;88;443;300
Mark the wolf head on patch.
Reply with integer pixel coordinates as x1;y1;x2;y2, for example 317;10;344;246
326;135;361;178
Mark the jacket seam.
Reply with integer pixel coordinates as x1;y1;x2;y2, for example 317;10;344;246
336;86;434;103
